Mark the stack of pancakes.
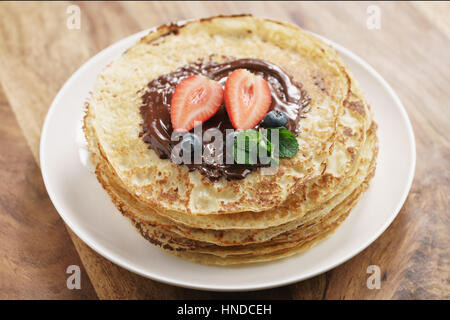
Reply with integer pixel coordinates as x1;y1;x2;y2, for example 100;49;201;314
83;15;378;265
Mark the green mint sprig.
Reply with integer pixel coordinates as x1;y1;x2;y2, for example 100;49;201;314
233;127;298;165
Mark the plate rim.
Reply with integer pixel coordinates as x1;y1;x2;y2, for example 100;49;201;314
40;27;416;292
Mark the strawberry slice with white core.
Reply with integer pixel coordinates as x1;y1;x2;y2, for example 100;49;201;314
170;75;223;132
224;69;272;130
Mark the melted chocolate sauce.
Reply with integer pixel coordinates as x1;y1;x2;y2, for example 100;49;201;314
140;58;310;181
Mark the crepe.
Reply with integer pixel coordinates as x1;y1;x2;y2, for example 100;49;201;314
83;15;379;265
87;15;357;215
85;109;377;247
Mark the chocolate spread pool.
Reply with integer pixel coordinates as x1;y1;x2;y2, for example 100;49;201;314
140;58;310;180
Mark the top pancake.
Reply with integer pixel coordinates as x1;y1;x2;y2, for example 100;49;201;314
88;15;357;215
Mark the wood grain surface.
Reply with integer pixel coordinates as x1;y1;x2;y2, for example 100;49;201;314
0;1;448;300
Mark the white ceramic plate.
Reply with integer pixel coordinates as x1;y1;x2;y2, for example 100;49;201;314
40;27;415;292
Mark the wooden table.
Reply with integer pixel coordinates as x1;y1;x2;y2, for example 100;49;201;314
0;1;448;300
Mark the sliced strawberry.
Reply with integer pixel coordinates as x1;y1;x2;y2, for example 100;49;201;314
170;75;223;132
224;69;272;130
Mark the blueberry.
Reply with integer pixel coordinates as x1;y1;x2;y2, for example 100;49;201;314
262;110;289;128
180;133;202;155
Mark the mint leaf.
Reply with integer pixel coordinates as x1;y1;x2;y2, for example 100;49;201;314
233;127;298;165
234;130;260;165
265;127;299;158
278;127;299;158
